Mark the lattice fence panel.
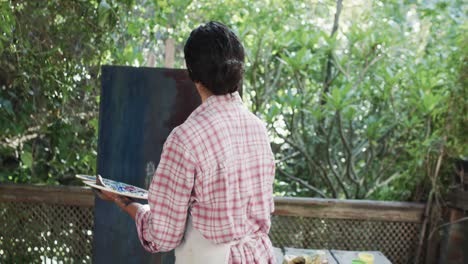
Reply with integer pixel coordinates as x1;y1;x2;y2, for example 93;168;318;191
0;198;424;263
0;201;93;263
270;215;422;264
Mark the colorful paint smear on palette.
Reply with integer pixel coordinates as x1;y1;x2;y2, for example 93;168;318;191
76;174;148;199
84;181;148;199
76;174;125;185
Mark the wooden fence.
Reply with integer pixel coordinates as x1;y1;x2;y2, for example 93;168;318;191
0;184;425;263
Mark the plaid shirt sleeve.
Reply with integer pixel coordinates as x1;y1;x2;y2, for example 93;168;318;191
135;132;196;252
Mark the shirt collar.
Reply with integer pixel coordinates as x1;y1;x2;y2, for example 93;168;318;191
188;91;242;120
204;91;242;107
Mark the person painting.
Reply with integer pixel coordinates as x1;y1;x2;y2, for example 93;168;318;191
95;21;276;264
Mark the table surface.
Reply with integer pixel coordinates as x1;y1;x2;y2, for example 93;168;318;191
274;247;392;264
274;247;338;264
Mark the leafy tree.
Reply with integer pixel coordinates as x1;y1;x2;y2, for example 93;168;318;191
0;1;110;184
0;0;466;203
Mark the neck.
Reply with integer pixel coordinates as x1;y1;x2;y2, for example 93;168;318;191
195;83;213;103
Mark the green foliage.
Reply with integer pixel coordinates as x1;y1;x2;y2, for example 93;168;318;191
0;1;105;184
0;0;466;201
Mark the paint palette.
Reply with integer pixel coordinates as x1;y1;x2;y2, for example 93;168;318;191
76;174;148;200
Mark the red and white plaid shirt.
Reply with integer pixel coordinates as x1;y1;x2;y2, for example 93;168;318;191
135;92;276;263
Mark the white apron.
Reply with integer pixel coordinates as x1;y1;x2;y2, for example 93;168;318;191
174;217;261;264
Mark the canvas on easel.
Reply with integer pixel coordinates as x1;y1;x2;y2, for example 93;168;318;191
93;66;200;264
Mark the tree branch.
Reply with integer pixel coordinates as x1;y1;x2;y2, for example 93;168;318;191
336;111;359;186
250;34;265;113
277;168;327;198
320;0;343;106
275;151;300;164
263;61;283;105
272;126;338;197
364;172;400;198
325;118;350;198
271;61;283;91
350;54;383;92
332;52;349;79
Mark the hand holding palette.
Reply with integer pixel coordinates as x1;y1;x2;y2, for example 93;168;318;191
76;174;148;200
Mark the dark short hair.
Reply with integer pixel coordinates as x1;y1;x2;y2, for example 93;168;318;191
184;21;245;95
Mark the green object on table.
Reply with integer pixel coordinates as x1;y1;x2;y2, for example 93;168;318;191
351;260;366;264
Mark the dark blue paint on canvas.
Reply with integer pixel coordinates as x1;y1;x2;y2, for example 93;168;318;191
93;66;200;264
